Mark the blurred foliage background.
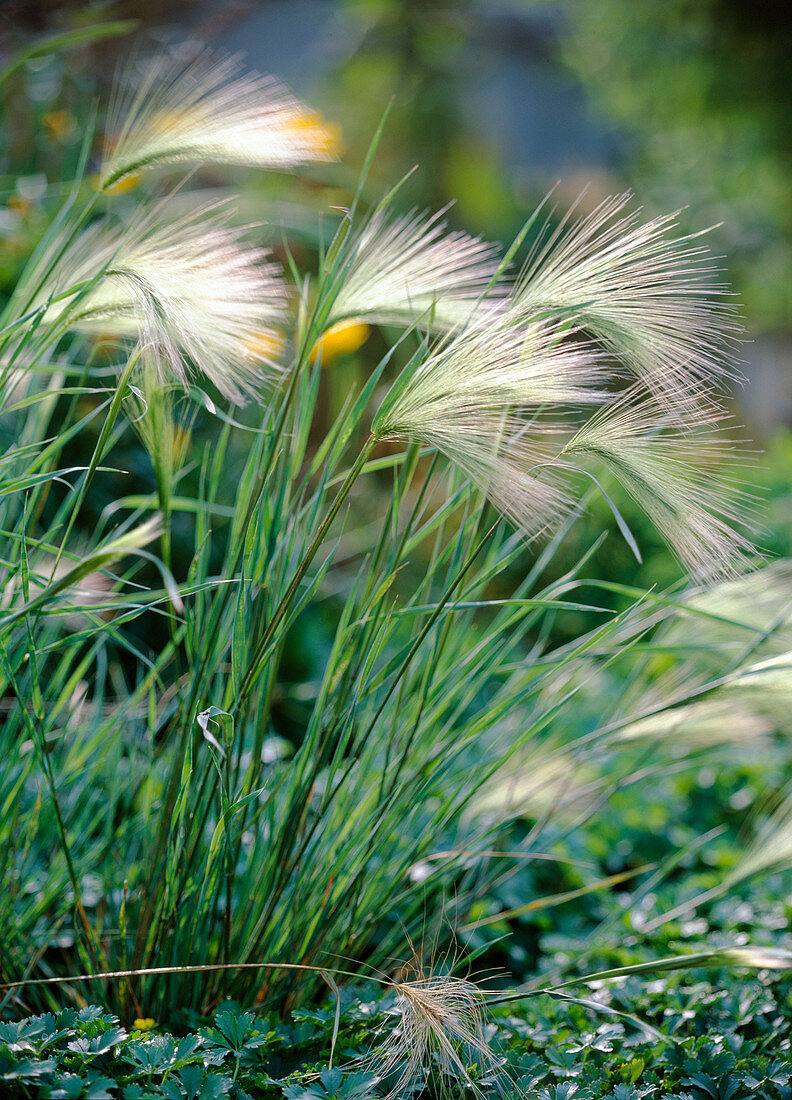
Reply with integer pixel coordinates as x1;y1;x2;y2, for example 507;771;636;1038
2;0;791;606
3;0;791;383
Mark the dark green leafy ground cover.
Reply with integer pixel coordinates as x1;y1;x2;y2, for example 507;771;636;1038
3;759;791;1098
2;970;791;1098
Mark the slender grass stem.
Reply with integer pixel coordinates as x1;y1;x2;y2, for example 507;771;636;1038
0;650;102;972
0;959;388;994
49;349;141;580
233;434;377;710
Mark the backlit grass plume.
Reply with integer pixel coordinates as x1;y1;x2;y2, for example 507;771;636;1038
466;747;592;826
100;50;339;191
618;698;773;749
728;780;792;886
512;193;741;398
659;562;792;674
372;316;604;538
33;200;288;401
327;207;506;332
560;387;755;579
373;306;753;576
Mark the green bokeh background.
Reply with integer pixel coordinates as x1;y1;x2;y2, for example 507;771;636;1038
2;0;791;600
3;0;791;393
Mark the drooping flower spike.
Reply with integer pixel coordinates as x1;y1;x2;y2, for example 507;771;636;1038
34;199;289;402
560;384;755;580
726;724;792;885
100;50;339;191
373;315;607;539
374;305;754;580
327;206;507;333
512;192;742;399
368;968;503;1099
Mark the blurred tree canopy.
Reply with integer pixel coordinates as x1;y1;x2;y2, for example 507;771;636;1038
553;0;792;331
3;0;790;333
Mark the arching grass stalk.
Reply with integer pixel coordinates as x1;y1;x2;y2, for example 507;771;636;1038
48;347;142;579
0;959;386;996
490;946;792;1009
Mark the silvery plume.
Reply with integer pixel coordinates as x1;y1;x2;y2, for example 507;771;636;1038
372;196;754;580
29;199;289;402
100;50;339;192
327;206;507;333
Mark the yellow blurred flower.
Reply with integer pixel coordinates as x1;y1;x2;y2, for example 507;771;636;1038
43;109;76;143
289;109;343;159
309;320;370;365
133;1017;156;1031
93;171;142;195
7;195;31;217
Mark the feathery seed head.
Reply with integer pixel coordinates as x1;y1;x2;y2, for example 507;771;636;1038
466;749;588;826
672;563;792;651
374;291;753;577
369;967;502;1098
329;207;507;332
100;51;338;191
373;315;606;538
562;386;755;580
241;328;288;364
718;653;792;716
35;200;289;402
619;698;772;748
728;780;792;885
375;317;605;436
719;947;792;970
513;192;741;400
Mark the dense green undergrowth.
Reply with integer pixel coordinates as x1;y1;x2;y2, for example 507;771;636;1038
2;979;791;1100
3;755;792;1098
3;940;791;1098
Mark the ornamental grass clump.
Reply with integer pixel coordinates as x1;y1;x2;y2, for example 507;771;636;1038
2;39;790;1097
